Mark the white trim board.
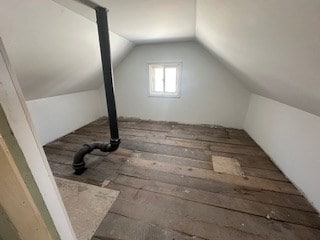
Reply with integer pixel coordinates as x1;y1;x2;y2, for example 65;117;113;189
0;38;77;240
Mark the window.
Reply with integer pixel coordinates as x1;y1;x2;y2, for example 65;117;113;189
149;63;181;97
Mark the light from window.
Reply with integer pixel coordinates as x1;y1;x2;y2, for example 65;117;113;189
149;63;181;97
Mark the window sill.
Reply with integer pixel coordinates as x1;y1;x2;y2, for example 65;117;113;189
148;94;180;98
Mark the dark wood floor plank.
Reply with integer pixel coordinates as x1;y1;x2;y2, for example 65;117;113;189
67;133;275;175
210;142;268;157
44;147;127;165
46;152;125;168
139;151;287;182
60;132;279;172
43;117;319;240
46;148;314;213
63;133;282;179
118;121;172;132
118;165;315;212
166;134;256;147
45;143;315;212
73;128;210;151
92;117;173;132
123;135;209;150
226;128;255;141
53;133;212;161
108;183;320;240
95;213;204;240
60;131;269;170
121;139;212;161
109;197;264;240
113;175;320;229
169;124;228;138
45;140;133;157
138;152;213;169
242;167;289;182
48;156;120;184
76;125;168;139
126;157;299;195
80;121;255;150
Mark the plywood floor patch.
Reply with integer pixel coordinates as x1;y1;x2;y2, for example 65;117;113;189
212;156;244;176
55;177;119;240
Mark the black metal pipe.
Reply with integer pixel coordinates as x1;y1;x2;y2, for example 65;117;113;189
73;7;120;175
96;7;119;140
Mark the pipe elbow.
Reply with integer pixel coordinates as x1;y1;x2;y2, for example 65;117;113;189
73;144;93;175
72;139;121;175
100;138;121;152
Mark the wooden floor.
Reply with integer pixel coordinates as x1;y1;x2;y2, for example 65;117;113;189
44;117;320;240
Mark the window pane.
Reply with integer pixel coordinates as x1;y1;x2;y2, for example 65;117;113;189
165;67;177;93
154;67;164;92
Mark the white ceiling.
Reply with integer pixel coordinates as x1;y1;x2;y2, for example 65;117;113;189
56;0;196;43
99;0;196;42
1;0;319;117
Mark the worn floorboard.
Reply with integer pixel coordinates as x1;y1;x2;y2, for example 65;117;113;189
44;117;319;240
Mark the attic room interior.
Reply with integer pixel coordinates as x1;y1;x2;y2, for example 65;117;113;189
1;0;320;239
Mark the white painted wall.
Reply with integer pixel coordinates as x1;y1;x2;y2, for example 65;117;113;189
111;41;250;128
0;38;76;240
27;90;104;145
244;94;320;212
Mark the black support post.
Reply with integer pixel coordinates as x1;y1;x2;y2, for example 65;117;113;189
96;7;119;140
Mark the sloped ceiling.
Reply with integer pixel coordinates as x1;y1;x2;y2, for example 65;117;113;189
0;0;133;100
1;0;319;117
196;0;320;116
55;0;196;43
95;0;196;43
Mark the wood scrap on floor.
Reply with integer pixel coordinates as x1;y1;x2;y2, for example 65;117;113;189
212;155;244;176
55;177;119;240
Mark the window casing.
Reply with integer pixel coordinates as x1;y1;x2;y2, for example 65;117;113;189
149;63;181;97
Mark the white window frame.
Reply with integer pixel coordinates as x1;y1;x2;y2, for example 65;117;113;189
149;62;182;98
